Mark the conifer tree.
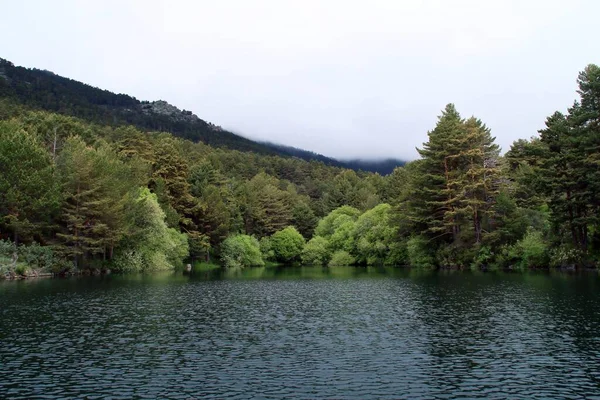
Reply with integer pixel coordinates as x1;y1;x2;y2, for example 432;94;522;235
411;104;465;242
409;105;500;249
0;120;59;243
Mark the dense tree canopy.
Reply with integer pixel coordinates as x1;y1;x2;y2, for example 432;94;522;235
2;63;600;276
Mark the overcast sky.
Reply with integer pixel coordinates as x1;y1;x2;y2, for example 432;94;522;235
2;0;599;160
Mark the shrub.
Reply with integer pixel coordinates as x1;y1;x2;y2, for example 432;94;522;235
328;250;355;266
352;204;397;265
314;206;361;238
220;234;264;268
549;245;584;269
406;235;435;269
270;226;305;262
19;242;55;270
112;249;144;273
436;243;476;269
0;239;16;257
113;188;189;272
302;236;330;266
514;228;549;269
259;237;275;261
385;241;408;266
14;263;30;276
471;245;494;270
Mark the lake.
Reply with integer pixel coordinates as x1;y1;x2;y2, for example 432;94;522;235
1;267;599;399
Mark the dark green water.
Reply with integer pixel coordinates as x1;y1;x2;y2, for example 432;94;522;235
1;267;600;399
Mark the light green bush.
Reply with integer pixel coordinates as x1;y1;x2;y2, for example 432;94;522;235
514;228;549;269
259;237;275;261
352;204;397;265
270;226;305;262
328;250;355;266
113;188;189;272
301;236;330;266
220;234;264;268
314;206;361;238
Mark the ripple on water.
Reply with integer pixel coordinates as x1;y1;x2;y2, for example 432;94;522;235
1;269;600;399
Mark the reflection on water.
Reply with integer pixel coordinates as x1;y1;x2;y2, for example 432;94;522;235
1;267;599;399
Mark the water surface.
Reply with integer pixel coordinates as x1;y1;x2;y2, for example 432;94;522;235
1;267;599;399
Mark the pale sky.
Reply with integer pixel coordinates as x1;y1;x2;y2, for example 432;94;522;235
2;0;599;160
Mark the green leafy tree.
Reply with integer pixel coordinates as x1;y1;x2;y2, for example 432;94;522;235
114;188;189;272
535;65;600;257
352;204;398;265
220;234;264;268
151;137;199;233
328;250;355;266
314;206;360;254
301;236;330;266
270;226;305;262
314;206;361;238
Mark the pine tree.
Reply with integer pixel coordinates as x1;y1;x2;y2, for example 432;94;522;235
411;104;465;242
150;138;200;234
455;117;500;244
242;173;293;237
409;105;501;250
536;64;600;255
55;137;137;265
0;120;59;243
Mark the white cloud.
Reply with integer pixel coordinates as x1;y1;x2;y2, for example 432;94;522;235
1;0;598;159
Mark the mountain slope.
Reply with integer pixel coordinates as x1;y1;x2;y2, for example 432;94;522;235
0;58;405;173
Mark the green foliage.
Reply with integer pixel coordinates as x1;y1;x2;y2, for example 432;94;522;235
242;173;293;237
314;206;360;255
352;204;397;265
0;120;60;242
328;250;355;267
510;228;549;270
55;137;141;266
301;236;330;266
408;105;500;247
112;250;145;273
14;263;30;276
385;241;408;266
549;245;585;269
18;242;55;271
220;234;264;268
0;240;16;257
113;188;189;272
314;206;361;238
471;245;494;270
259;237;275;261
270;226;305;262
291;200;318;239
2;62;600;272
406;236;436;269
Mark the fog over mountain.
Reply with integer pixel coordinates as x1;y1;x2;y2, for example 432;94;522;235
2;0;599;159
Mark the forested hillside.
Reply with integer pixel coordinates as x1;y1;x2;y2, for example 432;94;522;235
1;63;599;277
0;58;404;173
